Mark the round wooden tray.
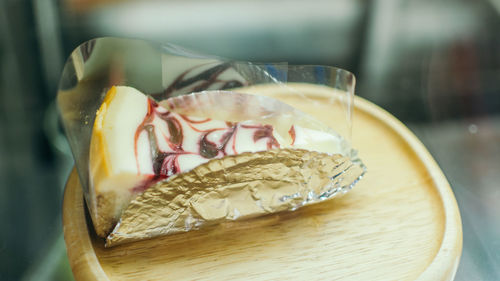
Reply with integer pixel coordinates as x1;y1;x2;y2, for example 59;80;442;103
63;84;462;281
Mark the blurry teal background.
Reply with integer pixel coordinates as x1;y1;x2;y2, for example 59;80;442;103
0;0;499;280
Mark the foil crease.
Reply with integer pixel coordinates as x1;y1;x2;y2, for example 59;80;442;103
106;148;364;247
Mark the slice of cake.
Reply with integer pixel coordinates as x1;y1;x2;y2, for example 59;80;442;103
89;86;344;237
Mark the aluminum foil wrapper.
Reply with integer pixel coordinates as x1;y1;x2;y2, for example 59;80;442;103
107;148;364;247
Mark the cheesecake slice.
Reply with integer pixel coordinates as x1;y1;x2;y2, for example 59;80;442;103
89;86;343;237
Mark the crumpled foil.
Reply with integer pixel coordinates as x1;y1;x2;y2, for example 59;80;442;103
106;148;364;247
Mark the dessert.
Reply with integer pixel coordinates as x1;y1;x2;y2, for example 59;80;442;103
90;86;349;237
89;86;363;245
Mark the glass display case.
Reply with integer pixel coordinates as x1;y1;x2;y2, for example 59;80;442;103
0;0;498;280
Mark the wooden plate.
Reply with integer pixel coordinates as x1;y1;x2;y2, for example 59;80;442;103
63;84;462;281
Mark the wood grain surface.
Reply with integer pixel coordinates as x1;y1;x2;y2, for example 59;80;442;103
63;84;462;281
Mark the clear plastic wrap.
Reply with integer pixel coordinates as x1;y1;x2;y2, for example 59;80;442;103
57;37;365;246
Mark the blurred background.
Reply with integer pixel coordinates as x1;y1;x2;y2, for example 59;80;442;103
1;0;499;280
